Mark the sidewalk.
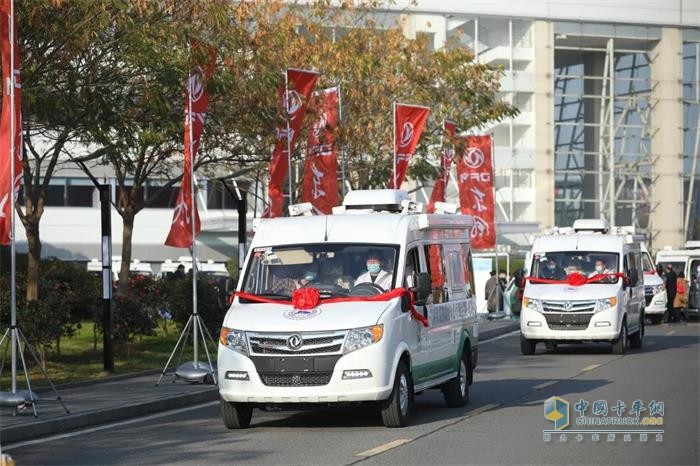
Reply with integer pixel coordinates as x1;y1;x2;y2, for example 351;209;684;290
0;319;519;444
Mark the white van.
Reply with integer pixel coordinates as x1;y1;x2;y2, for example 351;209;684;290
217;190;479;428
655;243;700;320
640;246;666;324
520;219;645;355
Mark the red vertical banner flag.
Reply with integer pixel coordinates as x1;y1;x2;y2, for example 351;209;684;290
264;68;319;218
389;103;430;189
456;135;496;249
427;120;457;213
301;86;339;214
165;48;216;248
0;0;22;245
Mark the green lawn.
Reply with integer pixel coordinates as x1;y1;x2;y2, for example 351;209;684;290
0;321;219;389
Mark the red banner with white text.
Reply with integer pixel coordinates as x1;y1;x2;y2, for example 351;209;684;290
0;0;22;246
456;135;495;249
165;47;216;248
427;120;457;213
301;87;339;214
389;103;430;189
264;68;319;218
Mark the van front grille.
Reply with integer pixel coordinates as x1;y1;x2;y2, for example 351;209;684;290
544;312;593;331
247;331;346;356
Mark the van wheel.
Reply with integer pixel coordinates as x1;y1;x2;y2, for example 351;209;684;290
380;361;413;427
630;318;644;349
442;352;470;407
520;334;537;355
612;321;628;355
545;342;558;353
649;315;662;325
220;398;253;429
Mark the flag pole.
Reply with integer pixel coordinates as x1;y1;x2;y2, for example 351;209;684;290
284;70;293;207
188;69;198;368
9;0;17;396
337;85;346;198
392;102;396;189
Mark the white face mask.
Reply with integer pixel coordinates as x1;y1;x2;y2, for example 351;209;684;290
595;265;604;273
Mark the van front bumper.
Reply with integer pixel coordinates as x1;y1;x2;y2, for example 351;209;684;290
520;307;622;341
217;343;395;404
645;291;667;315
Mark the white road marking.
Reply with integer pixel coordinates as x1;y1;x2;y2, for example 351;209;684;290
665;330;676;336
2;401;219;451
580;364;602;373
356;438;412;457
480;329;519;345
533;380;558;390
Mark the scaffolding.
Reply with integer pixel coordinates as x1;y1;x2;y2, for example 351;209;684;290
554;38;654;237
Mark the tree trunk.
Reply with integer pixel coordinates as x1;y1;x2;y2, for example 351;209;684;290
55;335;61;356
25;221;42;304
117;210;135;296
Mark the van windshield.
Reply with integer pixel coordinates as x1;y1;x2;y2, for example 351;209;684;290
242;243;399;298
530;251;620;284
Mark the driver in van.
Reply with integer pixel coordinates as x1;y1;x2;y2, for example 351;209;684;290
355;250;393;290
271;264;318;296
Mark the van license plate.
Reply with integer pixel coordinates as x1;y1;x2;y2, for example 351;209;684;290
277;357;313;372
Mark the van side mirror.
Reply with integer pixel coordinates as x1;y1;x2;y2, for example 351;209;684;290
629;269;639;287
413;272;432;305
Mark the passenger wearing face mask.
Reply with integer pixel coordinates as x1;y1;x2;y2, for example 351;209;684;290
540;258;566;280
355;251;393;290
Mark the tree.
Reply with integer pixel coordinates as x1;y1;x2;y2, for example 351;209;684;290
16;0;118;304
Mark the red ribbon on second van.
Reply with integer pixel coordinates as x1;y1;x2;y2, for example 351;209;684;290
526;272;627;287
233;287;429;327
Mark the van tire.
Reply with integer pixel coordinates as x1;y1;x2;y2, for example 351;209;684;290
442;351;470;407
630;317;644;349
612;320;628;355
380;361;413;427
649;315;662;325
220;399;253;429
520;334;537;355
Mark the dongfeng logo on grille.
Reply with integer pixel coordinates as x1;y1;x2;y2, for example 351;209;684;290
287;334;304;350
564;301;572;311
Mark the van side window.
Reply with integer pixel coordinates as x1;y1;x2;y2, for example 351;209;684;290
404;247;420;289
447;249;466;293
462;244;475;298
625;252;640;286
424;244;445;304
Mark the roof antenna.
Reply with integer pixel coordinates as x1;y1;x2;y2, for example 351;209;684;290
324;214;329;242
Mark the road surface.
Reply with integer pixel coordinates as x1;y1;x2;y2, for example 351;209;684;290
6;322;699;465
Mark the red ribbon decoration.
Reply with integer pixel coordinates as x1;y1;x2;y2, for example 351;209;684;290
234;287;429;327
292;288;321;310
526;272;627;287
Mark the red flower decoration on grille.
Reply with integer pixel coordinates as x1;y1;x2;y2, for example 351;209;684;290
566;273;588;287
292;288;321;310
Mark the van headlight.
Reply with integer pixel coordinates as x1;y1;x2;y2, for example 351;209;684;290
594;297;618;313
523;297;543;313
219;327;248;355
652;284;665;294
343;325;383;354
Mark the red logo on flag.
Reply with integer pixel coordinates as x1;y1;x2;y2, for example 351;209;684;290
389;103;430;189
301;87;339;215
264;69;318;218
427;121;457;213
0;0;22;246
457;135;495;249
165;46;216;248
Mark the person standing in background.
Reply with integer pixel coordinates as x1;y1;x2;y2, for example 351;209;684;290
673;272;688;322
485;270;499;313
664;264;678;323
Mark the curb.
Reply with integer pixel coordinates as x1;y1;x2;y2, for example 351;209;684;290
0;386;218;444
